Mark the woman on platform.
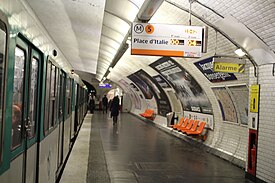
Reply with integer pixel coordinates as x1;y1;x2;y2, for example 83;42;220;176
110;96;120;125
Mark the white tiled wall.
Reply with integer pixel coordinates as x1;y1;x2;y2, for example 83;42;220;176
256;64;275;183
181;60;250;164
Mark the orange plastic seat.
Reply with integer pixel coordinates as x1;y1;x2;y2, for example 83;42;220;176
181;120;199;133
140;109;155;120
175;118;189;130
186;122;206;135
178;119;194;131
169;117;184;129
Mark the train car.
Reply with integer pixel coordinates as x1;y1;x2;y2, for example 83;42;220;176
0;3;87;183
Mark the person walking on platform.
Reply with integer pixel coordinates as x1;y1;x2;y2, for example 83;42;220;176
102;95;108;114
110;96;120;125
88;94;95;114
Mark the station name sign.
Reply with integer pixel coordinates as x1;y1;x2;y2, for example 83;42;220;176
131;22;207;58
99;83;112;88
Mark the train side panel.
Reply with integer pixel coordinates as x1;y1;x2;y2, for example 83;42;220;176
63;117;71;159
25;144;38;183
0;155;24;183
38;129;59;183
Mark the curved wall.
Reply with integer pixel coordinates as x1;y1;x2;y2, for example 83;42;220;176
117;55;251;168
111;1;275;180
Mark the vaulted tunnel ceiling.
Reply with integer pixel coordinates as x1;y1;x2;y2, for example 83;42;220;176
25;0;275;85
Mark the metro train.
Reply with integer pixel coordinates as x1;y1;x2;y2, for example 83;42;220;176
0;5;87;183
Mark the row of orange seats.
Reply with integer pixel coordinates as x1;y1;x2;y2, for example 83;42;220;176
169;117;206;135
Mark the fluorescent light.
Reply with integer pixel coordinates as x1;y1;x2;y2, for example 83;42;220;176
138;0;164;21
235;48;246;57
126;39;131;44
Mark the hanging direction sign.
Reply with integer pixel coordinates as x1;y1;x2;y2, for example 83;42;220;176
213;57;245;73
194;57;237;82
214;62;245;73
131;22;207;58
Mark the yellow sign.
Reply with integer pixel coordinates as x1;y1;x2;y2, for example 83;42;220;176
250;85;259;113
214;62;245;73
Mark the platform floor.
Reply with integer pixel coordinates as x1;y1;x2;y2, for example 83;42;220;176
61;112;253;183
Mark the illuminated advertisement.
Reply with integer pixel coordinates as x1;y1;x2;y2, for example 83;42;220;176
152;75;171;89
128;73;153;100
119;79;141;109
128;70;172;116
150;57;213;115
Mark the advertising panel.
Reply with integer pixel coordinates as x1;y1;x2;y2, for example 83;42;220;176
128;70;172;116
128;73;153;100
119;79;141;109
228;85;248;125
194;57;237;82
150;57;213;115
212;87;237;123
131;22;206;57
183;111;214;130
152;75;171;89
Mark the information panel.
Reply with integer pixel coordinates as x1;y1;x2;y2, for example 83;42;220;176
131;22;206;58
250;85;259;113
194;57;237;82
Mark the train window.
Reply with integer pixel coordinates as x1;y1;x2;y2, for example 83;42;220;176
28;57;39;139
44;62;51;131
11;47;25;149
44;61;58;133
58;71;65;121
66;78;72;116
49;65;57;127
0;19;7;159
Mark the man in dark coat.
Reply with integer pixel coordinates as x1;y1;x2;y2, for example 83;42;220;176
102;95;108;114
110;96;120;124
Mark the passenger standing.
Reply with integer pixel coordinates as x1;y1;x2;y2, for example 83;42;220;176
12;104;22;148
110;96;120;125
88;94;95;114
102;95;108;114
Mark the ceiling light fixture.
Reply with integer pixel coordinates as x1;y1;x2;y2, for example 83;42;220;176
234;48;246;57
137;0;164;21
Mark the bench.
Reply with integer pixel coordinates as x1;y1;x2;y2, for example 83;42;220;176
172;117;208;141
140;109;155;120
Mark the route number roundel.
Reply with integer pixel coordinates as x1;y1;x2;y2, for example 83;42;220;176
145;24;154;34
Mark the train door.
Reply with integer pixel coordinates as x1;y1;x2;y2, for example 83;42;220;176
0;11;9;178
11;35;41;183
57;70;66;174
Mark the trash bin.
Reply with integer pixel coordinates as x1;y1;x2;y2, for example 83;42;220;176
166;112;175;126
